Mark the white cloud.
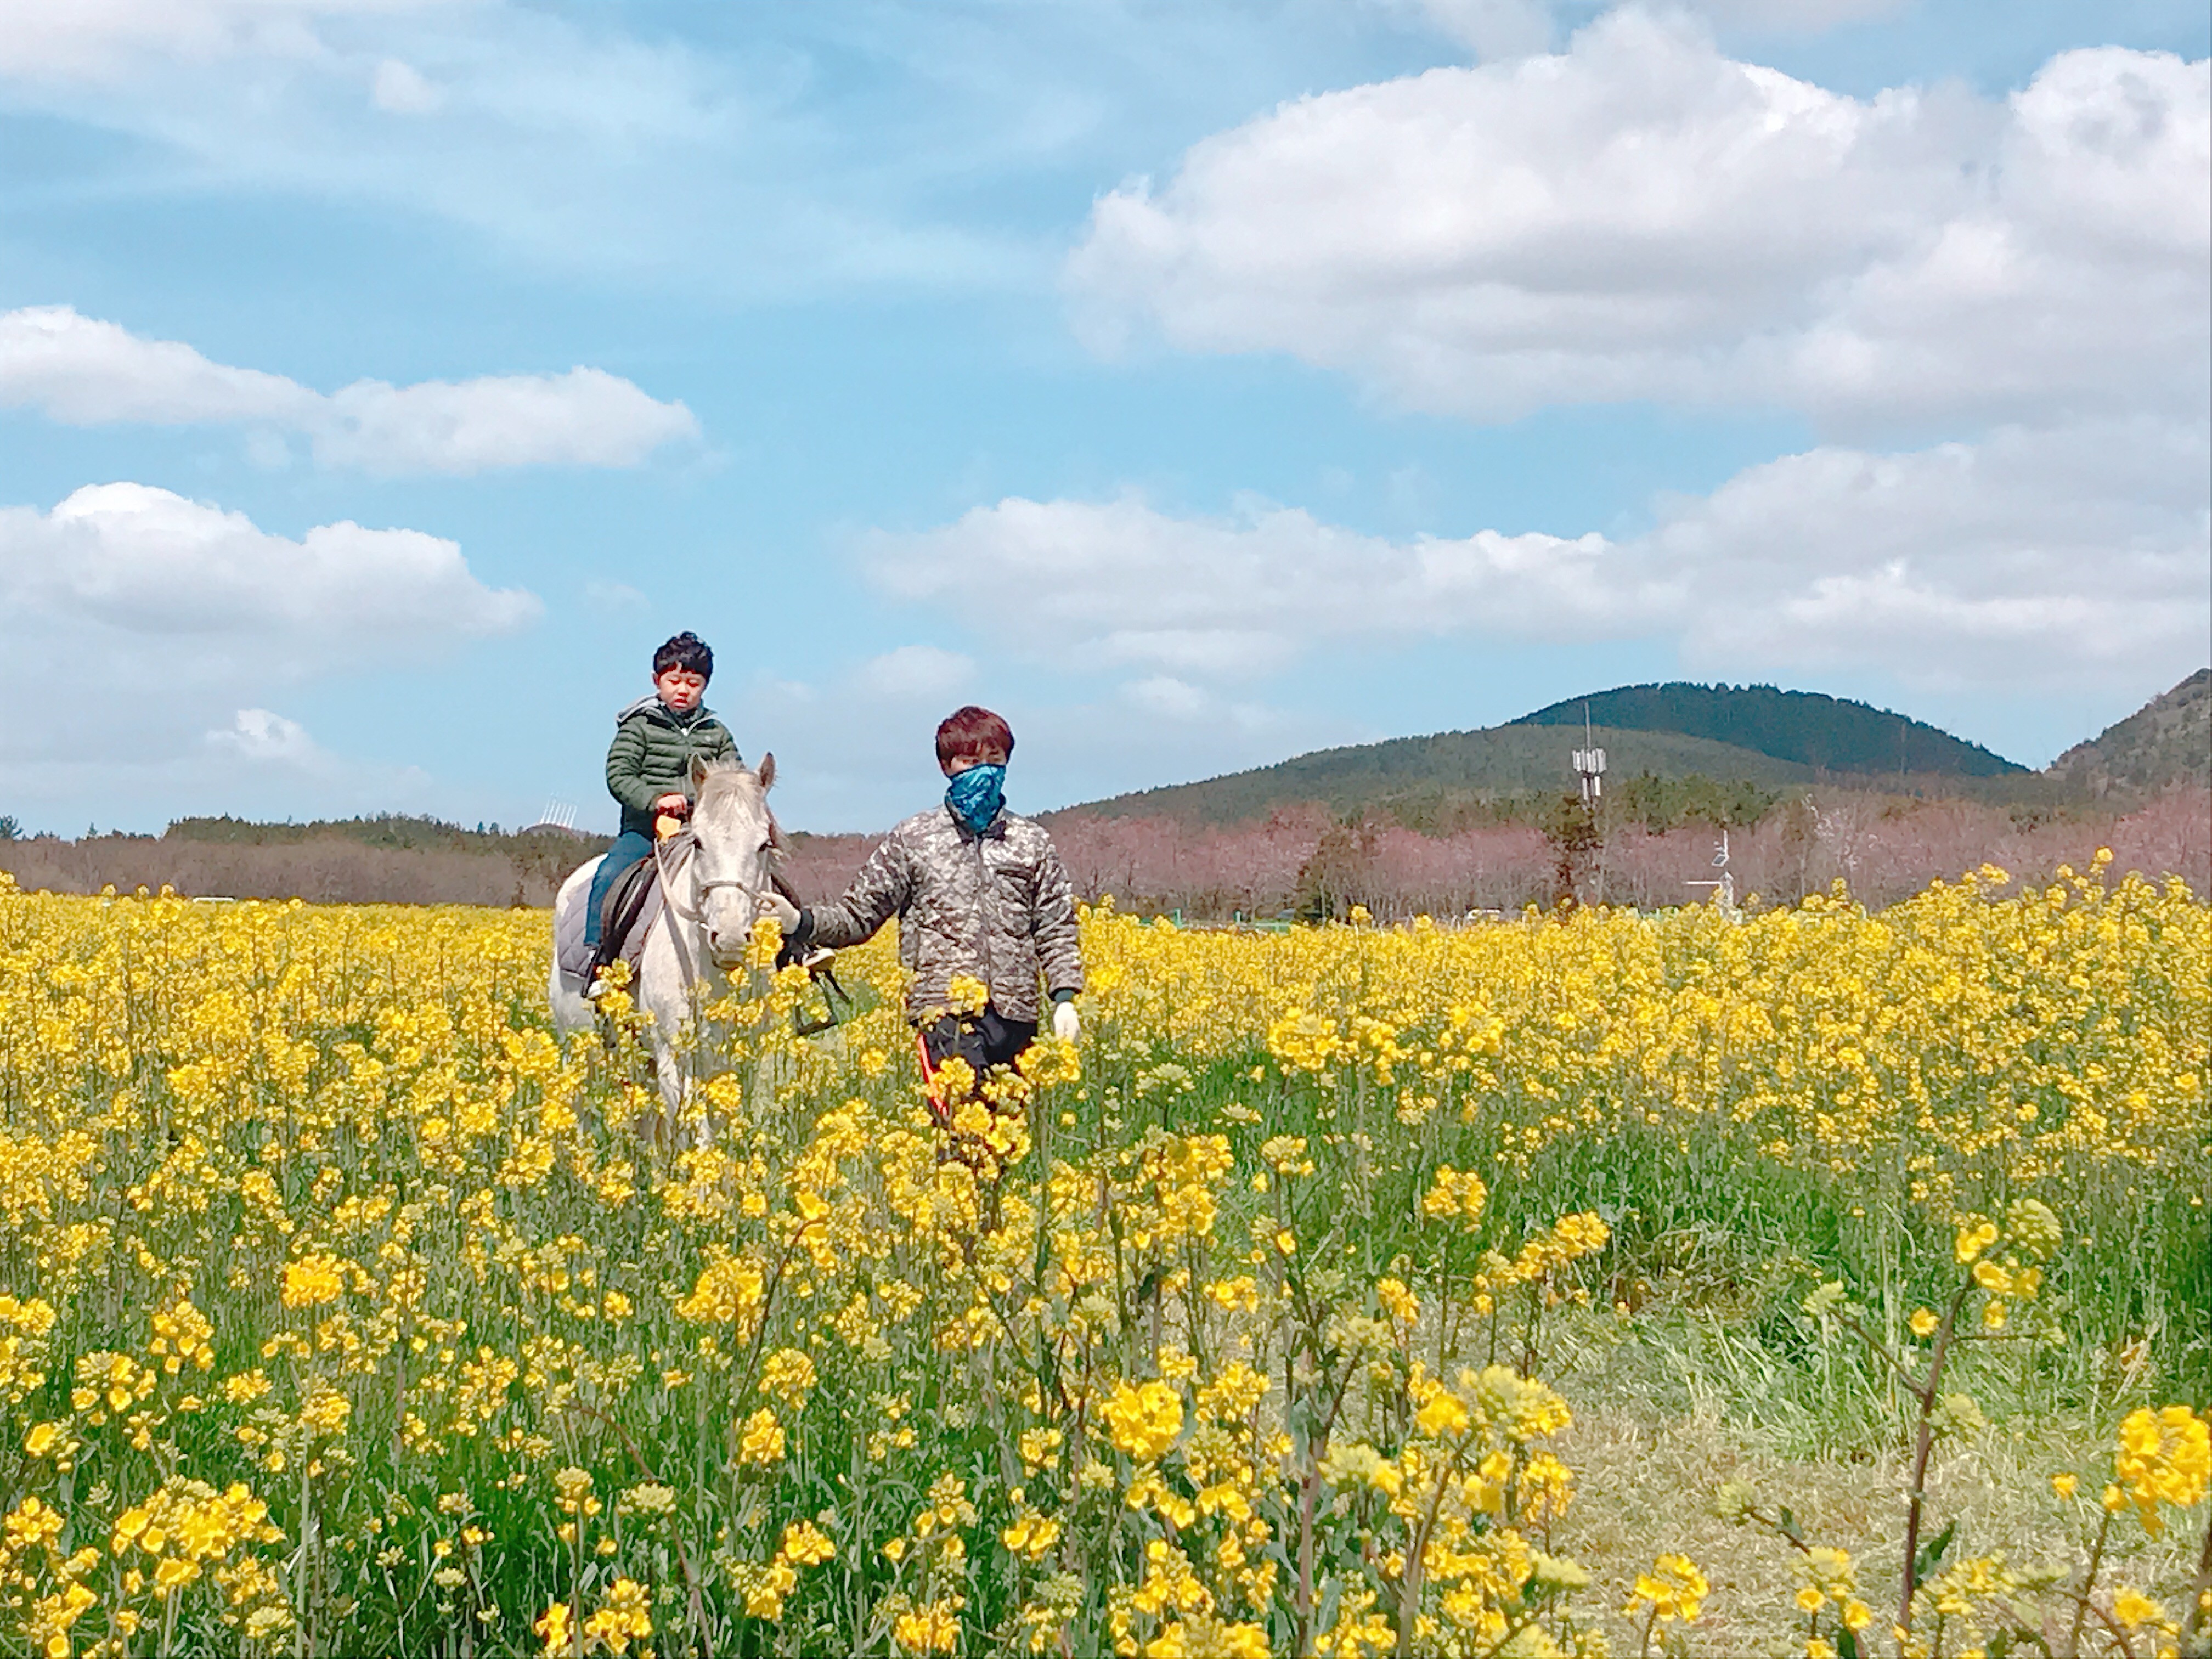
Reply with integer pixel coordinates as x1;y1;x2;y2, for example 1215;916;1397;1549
316;368;696;473
1122;675;1214;720
856;644;977;701
369;55;438;112
1069;17;2210;433
206;708;323;765
0;306;699;474
868;419;2210;698
3;481;538;644
0;0;460;81
0;482;539;766
0;306;314;425
870;491;1628;680
1647;420;2210;687
716;651;1348;832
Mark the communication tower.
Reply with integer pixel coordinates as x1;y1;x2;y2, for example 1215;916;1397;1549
1571;703;1606;808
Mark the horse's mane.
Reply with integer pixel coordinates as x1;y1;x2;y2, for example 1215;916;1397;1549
693;761;786;851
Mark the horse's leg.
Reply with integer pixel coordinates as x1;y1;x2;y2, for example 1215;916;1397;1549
653;1037;691;1143
633;924;685;1145
546;856;608;1038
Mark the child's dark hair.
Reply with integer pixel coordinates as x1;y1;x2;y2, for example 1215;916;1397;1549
653;631;713;680
936;705;1015;766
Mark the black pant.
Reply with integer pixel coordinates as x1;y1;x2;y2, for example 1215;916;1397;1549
923;1006;1037;1076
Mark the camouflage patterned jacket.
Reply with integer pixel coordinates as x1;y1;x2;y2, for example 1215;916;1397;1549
806;805;1083;1024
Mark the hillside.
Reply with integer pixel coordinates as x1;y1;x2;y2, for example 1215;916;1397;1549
1058;723;1819;827
165;812;599;854
1513;683;2024;777
1057;682;2068;830
2045;669;2212;798
0;813;610;907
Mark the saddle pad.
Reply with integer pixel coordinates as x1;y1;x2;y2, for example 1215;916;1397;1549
554;840;690;983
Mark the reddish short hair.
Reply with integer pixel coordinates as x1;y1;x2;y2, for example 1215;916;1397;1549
936;705;1014;766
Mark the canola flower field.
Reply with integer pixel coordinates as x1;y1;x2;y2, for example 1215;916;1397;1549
0;860;2206;1657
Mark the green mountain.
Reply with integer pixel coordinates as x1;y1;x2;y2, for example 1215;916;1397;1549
1512;683;2024;777
1060;724;1818;828
2045;670;2211;798
1057;684;2051;830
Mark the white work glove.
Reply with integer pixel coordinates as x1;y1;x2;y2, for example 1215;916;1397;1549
762;891;802;935
1051;999;1080;1043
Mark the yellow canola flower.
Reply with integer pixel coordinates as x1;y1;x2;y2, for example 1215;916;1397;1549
739;1408;787;1468
280;1253;345;1308
2112;1405;2211;1534
761;1347;819;1409
893;1599;963;1654
1102;1379;1185;1463
1002;1510;1062;1561
736;1557;799;1620
676;1252;766;1327
1144;1613;1272;1657
0;857;2202;1655
582;1577;652;1653
1415;1392;1471;1438
1626;1553;1708;1623
533;1600;572;1658
2111;1587;2164;1627
1420;1166;1488;1226
1954;1221;1999;1265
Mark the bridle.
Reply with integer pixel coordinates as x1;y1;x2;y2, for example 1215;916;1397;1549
654;826;774;985
629;776;845;1047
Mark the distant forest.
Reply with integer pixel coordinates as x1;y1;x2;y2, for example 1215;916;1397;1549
4;789;2205;920
0;813;607;908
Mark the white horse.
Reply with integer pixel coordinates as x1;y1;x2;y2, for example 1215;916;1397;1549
549;754;783;1122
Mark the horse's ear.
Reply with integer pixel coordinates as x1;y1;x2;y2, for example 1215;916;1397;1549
690;754;713;789
758;752;775;791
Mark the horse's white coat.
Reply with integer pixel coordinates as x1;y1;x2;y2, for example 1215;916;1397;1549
548;759;780;1127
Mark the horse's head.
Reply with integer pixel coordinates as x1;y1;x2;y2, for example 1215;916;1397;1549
687;753;782;970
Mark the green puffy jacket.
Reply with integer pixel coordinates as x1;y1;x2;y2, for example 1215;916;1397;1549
605;696;740;837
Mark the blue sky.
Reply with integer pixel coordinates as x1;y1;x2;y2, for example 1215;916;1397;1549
1;0;2205;835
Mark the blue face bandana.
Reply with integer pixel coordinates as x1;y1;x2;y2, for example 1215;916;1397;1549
945;764;1006;834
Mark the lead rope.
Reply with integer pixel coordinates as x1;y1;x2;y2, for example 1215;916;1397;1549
653;833;703;998
650;833;712;1118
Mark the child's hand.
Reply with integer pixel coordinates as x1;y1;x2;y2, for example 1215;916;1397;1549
652;792;689;817
1052;1001;1080;1043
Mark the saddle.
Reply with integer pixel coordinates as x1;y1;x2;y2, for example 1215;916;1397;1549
597;853;665;969
554;838;686;990
555;834;846;1032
